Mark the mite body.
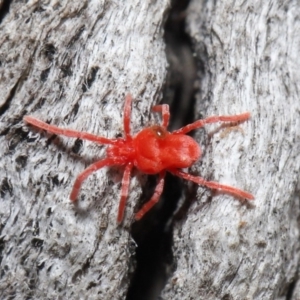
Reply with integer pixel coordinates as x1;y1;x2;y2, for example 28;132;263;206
24;94;253;223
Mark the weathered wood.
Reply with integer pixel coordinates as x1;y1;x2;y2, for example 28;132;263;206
0;1;169;299
162;1;300;299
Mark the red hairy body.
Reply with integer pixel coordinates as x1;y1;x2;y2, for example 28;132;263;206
24;94;254;223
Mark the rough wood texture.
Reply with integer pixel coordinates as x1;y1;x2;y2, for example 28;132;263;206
162;1;300;299
0;1;169;299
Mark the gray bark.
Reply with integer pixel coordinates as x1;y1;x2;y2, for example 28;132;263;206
0;1;169;299
162;1;300;300
2;0;300;299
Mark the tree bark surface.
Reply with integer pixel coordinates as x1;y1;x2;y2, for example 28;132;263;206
162;1;300;300
0;1;169;299
1;1;300;299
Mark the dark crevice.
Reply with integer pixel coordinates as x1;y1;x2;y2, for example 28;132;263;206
82;66;99;92
0;177;13;198
127;0;197;299
0;77;19;116
127;174;181;300
0;236;6;266
40;67;51;82
163;1;197;131
286;279;297;300
0;0;12;24
67;25;86;49
42;43;57;61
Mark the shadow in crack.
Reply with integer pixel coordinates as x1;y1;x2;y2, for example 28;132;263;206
126;0;198;299
0;0;12;24
126;173;182;300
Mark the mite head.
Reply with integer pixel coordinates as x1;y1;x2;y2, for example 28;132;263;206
133;125;201;174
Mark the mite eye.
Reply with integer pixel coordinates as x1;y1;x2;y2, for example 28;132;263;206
152;126;166;138
156;129;163;137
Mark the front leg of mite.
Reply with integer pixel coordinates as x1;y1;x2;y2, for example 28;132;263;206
152;104;170;129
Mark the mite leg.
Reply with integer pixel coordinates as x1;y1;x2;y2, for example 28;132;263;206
135;171;166;220
117;162;133;224
23;116;116;145
152;104;170;128
173;112;251;135
170;169;254;200
70;158;121;201
123;94;133;139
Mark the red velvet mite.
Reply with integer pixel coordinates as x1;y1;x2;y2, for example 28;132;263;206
24;94;254;223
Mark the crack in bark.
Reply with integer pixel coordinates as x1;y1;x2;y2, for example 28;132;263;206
126;1;197;299
0;0;12;24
